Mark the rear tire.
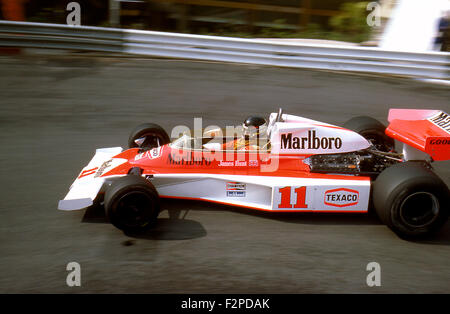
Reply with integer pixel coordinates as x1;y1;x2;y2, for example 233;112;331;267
104;175;160;233
373;162;449;239
128;123;170;150
343;116;395;152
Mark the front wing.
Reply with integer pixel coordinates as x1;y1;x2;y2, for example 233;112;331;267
58;147;125;210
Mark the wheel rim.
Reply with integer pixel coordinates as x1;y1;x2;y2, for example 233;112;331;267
399;192;440;228
115;191;154;228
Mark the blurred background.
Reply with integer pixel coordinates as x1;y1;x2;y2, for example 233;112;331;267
1;0;448;50
0;0;449;294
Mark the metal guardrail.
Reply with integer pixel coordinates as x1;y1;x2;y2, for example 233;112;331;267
0;20;449;80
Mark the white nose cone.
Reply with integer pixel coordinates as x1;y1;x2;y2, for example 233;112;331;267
58;198;93;211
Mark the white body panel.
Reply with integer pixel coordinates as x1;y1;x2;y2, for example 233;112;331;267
58;147;124;210
152;174;370;212
268;113;371;155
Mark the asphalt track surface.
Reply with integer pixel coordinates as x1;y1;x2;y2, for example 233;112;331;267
0;52;449;293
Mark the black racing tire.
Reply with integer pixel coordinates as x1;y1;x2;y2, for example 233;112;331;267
104;175;160;233
373;162;449;239
128;123;170;149
343;116;395;152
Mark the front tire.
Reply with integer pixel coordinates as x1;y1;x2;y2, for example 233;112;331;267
104;176;160;233
373;162;449;239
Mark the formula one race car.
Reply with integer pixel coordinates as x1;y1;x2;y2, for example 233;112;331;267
58;108;450;239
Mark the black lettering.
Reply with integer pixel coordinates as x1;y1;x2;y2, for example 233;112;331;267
431;112;448;124
308;130;312;149
292;136;300;149
430;139;450;145
329;137;335;148
437;120;450;127
168;153;177;164
281;132;344;150
281;133;292;149
313;131;321;149
301;137;307;149
321;137;329;149
430;112;450;133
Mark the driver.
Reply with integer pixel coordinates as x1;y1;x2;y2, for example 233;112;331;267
222;116;268;151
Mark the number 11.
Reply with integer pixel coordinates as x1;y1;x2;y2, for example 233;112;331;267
277;186;308;209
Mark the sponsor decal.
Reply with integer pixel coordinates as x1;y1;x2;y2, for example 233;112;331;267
429;139;450;145
324;188;359;207
218;161;234;166
249;160;259;167
276;186;308;209
168;152;212;166
135;147;163;161
135;152;145;160
218;160;257;167
281;130;343;150
217;160;260;167
150;147;163;158
94;159;112;178
428;111;450;134
226;182;246;197
78;167;98;179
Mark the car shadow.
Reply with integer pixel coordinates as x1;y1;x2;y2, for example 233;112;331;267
81;202;207;241
81;202;108;224
161;199;450;245
81;199;450;245
125;218;207;241
161;198;382;226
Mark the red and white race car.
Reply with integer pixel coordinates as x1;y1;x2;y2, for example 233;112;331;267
58;108;450;239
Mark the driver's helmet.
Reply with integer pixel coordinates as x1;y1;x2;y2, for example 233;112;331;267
242;116;267;139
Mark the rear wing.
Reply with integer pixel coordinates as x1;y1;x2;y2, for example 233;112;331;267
386;109;450;161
